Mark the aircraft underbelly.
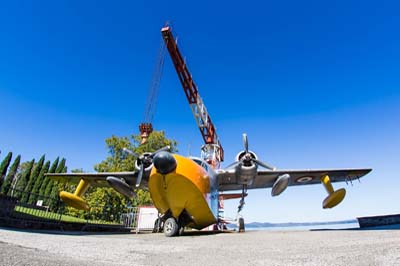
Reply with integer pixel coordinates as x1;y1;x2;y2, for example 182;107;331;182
148;155;216;229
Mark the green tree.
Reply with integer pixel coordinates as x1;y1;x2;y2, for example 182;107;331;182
85;188;127;222
0;152;12;188
55;158;66;173
28;160;50;204
92;131;177;211
13;159;35;199
58;131;176;221
44;158;65;197
48;158;67;211
94;135;135;172
21;155;45;203
1;155;20;195
94;131;177;172
39;157;59;196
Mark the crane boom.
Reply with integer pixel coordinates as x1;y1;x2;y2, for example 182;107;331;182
161;26;224;168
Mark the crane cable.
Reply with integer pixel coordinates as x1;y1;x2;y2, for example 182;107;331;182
142;39;167;124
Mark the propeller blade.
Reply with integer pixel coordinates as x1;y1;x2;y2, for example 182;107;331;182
254;158;276;171
224;161;241;170
136;163;144;187
151;145;171;157
242;133;248;153
122;148;139;157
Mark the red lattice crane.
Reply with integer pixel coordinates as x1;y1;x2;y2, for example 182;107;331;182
161;26;224;168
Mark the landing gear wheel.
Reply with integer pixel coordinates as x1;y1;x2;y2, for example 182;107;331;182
153;218;162;233
178;226;185;236
164;217;179;237
238;217;245;233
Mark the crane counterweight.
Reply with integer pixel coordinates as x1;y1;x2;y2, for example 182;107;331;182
139;123;153;145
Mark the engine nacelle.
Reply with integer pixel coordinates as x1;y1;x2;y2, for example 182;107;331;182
235;150;258;185
271;174;290;196
135;152;154;172
106;176;136;198
235;150;258;163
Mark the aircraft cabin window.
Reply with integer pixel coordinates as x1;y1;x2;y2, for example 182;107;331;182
191;158;209;171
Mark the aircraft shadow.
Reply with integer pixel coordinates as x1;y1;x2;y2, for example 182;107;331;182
180;230;235;237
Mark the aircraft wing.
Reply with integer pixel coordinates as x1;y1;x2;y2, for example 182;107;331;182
217;168;372;191
46;171;144;188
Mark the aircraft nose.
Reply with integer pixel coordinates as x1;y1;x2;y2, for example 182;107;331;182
153;151;177;175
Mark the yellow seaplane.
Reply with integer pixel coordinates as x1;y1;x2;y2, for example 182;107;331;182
47;134;371;237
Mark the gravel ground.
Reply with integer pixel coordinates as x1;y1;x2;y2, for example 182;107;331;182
1;227;400;266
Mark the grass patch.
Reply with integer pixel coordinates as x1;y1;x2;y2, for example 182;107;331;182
14;206;119;225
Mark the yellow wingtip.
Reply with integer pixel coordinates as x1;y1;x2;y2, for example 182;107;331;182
322;188;346;209
59;191;90;211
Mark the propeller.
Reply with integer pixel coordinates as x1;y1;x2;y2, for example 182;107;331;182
243;133;249;153
253;158;275;171
122;148;139;157
123;146;171;187
228;134;276;171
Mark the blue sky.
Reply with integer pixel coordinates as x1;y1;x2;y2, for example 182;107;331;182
1;0;399;223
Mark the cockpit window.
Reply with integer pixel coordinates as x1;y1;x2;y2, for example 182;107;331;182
190;157;209;171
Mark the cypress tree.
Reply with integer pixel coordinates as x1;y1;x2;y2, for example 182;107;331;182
55;158;66;173
0;152;12;188
49;158;66;211
44;158;65;197
13;159;35;199
39;157;59;196
1;155;21;195
49;158;60;173
28;160;50;204
21;155;45;203
49;182;60;211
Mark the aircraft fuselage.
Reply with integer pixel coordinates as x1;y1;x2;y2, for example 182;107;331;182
148;154;219;229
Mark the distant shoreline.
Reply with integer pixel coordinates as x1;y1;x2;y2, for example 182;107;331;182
228;219;357;228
